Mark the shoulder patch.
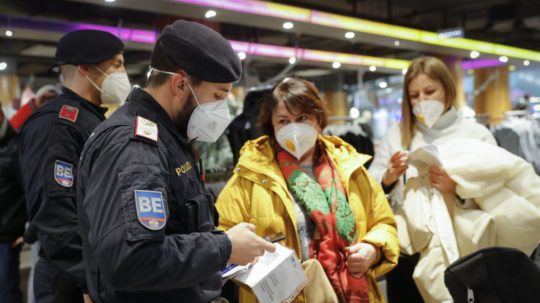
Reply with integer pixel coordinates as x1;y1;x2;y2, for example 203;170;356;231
59;105;79;123
54;160;74;187
135;116;158;142
134;190;166;230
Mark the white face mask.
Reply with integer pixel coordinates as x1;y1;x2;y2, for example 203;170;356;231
86;67;131;105
276;122;318;160
413;100;445;128
186;83;231;142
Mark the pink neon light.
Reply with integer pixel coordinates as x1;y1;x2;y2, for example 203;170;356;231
176;0;310;22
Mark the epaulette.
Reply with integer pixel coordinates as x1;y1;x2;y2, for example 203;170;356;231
58;105;79;123
134;115;158;143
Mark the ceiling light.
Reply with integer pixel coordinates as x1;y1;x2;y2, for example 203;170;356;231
369;66;377;72
401;68;407;75
288;57;296;64
378;81;388;89
470;51;480;59
332;61;341;69
282;22;294;30
237;52;246;60
5;30;13;37
345;31;355;39
509;65;516;71
349;107;360;119
394;40;400;47
0;62;7;71
499;56;508;63
205;10;217;19
104;0;115;2
524;60;530;66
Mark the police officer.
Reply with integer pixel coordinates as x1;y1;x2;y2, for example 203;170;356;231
19;30;130;303
77;20;275;303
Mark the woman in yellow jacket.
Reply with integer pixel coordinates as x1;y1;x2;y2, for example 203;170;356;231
216;78;399;303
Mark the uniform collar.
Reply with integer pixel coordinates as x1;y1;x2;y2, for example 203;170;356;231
61;87;108;117
128;87;189;146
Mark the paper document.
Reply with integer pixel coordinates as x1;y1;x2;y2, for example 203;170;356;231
233;244;307;303
409;144;442;173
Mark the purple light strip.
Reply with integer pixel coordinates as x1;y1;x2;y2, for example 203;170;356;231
462;59;505;70
0;15;157;44
1;15;406;69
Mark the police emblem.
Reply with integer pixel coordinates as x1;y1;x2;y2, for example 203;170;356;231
54;160;74;187
134;190;166;230
135;116;158;142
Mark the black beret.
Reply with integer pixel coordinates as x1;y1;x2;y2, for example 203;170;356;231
159;20;241;83
55;30;124;66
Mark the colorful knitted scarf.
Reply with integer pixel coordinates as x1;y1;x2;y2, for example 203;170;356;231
277;148;370;303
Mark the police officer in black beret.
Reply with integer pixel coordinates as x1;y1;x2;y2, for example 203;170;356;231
77;20;275;303
19;30;130;303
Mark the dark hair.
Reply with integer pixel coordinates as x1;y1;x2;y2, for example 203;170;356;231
259;78;329;138
258;78;329;163
147;39;202;88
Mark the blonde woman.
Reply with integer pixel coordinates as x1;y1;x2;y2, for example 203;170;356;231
369;56;496;302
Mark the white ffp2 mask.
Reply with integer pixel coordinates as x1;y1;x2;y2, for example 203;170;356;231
413;100;444;128
86;67;131;105
186;83;231;143
276;122;318;160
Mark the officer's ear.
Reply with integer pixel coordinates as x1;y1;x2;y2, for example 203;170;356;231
170;70;188;96
77;65;92;77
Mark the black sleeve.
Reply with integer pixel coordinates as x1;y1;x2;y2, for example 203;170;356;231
34;121;85;288
80;132;231;291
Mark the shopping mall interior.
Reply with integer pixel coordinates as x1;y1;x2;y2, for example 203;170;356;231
1;0;540;302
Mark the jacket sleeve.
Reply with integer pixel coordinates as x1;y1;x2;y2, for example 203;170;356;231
35;121;86;288
81;135;231;291
215;172;252;231
368;124;401;184
359;168;399;278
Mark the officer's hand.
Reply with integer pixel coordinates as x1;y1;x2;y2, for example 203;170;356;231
226;223;276;265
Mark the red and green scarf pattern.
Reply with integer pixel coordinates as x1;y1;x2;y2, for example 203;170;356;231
277;147;370;303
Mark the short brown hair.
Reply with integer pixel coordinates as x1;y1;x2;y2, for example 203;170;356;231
401;56;457;148
259;78;329;139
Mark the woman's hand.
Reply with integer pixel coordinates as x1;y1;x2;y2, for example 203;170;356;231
429;166;457;194
346;243;379;278
382;151;409;186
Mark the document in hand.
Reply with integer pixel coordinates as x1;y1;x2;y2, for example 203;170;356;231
233;244;307;303
409;144;442;173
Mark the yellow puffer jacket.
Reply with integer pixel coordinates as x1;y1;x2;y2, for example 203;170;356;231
216;135;399;303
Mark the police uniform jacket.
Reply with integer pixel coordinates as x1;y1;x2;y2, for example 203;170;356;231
77;88;231;303
19;87;108;289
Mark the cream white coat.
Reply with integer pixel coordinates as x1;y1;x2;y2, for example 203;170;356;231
401;139;540;303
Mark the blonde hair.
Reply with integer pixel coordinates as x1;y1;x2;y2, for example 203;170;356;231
401;56;457;149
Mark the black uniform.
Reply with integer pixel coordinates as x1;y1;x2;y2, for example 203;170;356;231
77;88;231;303
19;87;108;298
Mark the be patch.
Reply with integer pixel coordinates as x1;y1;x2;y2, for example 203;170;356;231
54;160;74;187
134;190;167;230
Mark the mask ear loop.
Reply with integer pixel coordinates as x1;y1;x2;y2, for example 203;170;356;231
185;81;202;107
